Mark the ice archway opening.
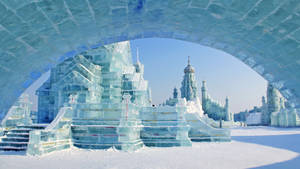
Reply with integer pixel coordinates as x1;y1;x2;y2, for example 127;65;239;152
0;0;300;120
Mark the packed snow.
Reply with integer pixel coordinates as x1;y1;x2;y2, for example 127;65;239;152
1;126;300;169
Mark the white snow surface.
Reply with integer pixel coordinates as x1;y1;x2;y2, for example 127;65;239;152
1;126;300;169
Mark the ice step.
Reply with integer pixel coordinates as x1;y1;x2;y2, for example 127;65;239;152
0;125;48;152
0;146;27;151
6;133;29;138
9;129;31;133
0;142;28;147
16;125;47;130
1;137;29;142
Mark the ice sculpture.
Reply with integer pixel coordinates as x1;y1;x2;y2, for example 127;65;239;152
27;106;73;155
116;94;143;151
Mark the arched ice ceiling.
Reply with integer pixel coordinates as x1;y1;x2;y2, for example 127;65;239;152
0;0;300;120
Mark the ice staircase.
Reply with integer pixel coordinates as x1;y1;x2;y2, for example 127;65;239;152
185;113;231;142
71;119;121;149
0;124;47;151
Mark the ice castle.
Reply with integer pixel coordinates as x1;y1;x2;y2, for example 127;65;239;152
0;41;230;155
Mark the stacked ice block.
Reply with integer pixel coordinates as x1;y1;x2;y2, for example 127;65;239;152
140;104;192;147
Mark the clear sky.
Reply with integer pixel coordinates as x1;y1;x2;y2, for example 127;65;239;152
25;38;267;113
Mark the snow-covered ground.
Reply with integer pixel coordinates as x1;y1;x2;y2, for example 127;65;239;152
1;126;300;169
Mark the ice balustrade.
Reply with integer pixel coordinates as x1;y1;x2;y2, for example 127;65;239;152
186;113;231;142
27;106;73;155
201;115;236;129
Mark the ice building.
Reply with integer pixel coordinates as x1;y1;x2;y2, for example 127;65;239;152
201;81;233;121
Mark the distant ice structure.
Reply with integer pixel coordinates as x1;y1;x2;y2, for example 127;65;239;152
201;81;233;121
246;112;262;126
0;41;231;155
166;57;233;122
236;83;300;127
269;86;300;127
164;57;231;141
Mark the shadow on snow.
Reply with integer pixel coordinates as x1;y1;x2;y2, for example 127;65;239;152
232;133;300;169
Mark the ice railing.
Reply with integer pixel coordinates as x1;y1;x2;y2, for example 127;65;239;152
202;114;236;128
185;113;231;141
27;106;73;155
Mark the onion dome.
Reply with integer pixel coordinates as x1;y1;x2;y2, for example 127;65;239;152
184;56;195;73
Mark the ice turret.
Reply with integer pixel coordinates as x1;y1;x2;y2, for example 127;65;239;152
265;83;281;124
225;97;231;121
173;87;178;99
267;84;281;113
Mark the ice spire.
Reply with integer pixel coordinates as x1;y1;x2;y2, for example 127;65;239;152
136;47;140;63
173;87;178;99
188;56;190;65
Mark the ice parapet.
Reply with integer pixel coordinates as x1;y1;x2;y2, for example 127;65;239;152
27;106;73;155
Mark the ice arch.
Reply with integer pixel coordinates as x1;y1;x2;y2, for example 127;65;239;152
0;0;300;120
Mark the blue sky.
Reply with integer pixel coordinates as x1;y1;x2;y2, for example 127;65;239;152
26;38;267;113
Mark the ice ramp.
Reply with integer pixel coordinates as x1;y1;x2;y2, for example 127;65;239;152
185;113;231;142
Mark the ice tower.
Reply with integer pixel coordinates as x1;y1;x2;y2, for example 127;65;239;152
180;56;198;101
